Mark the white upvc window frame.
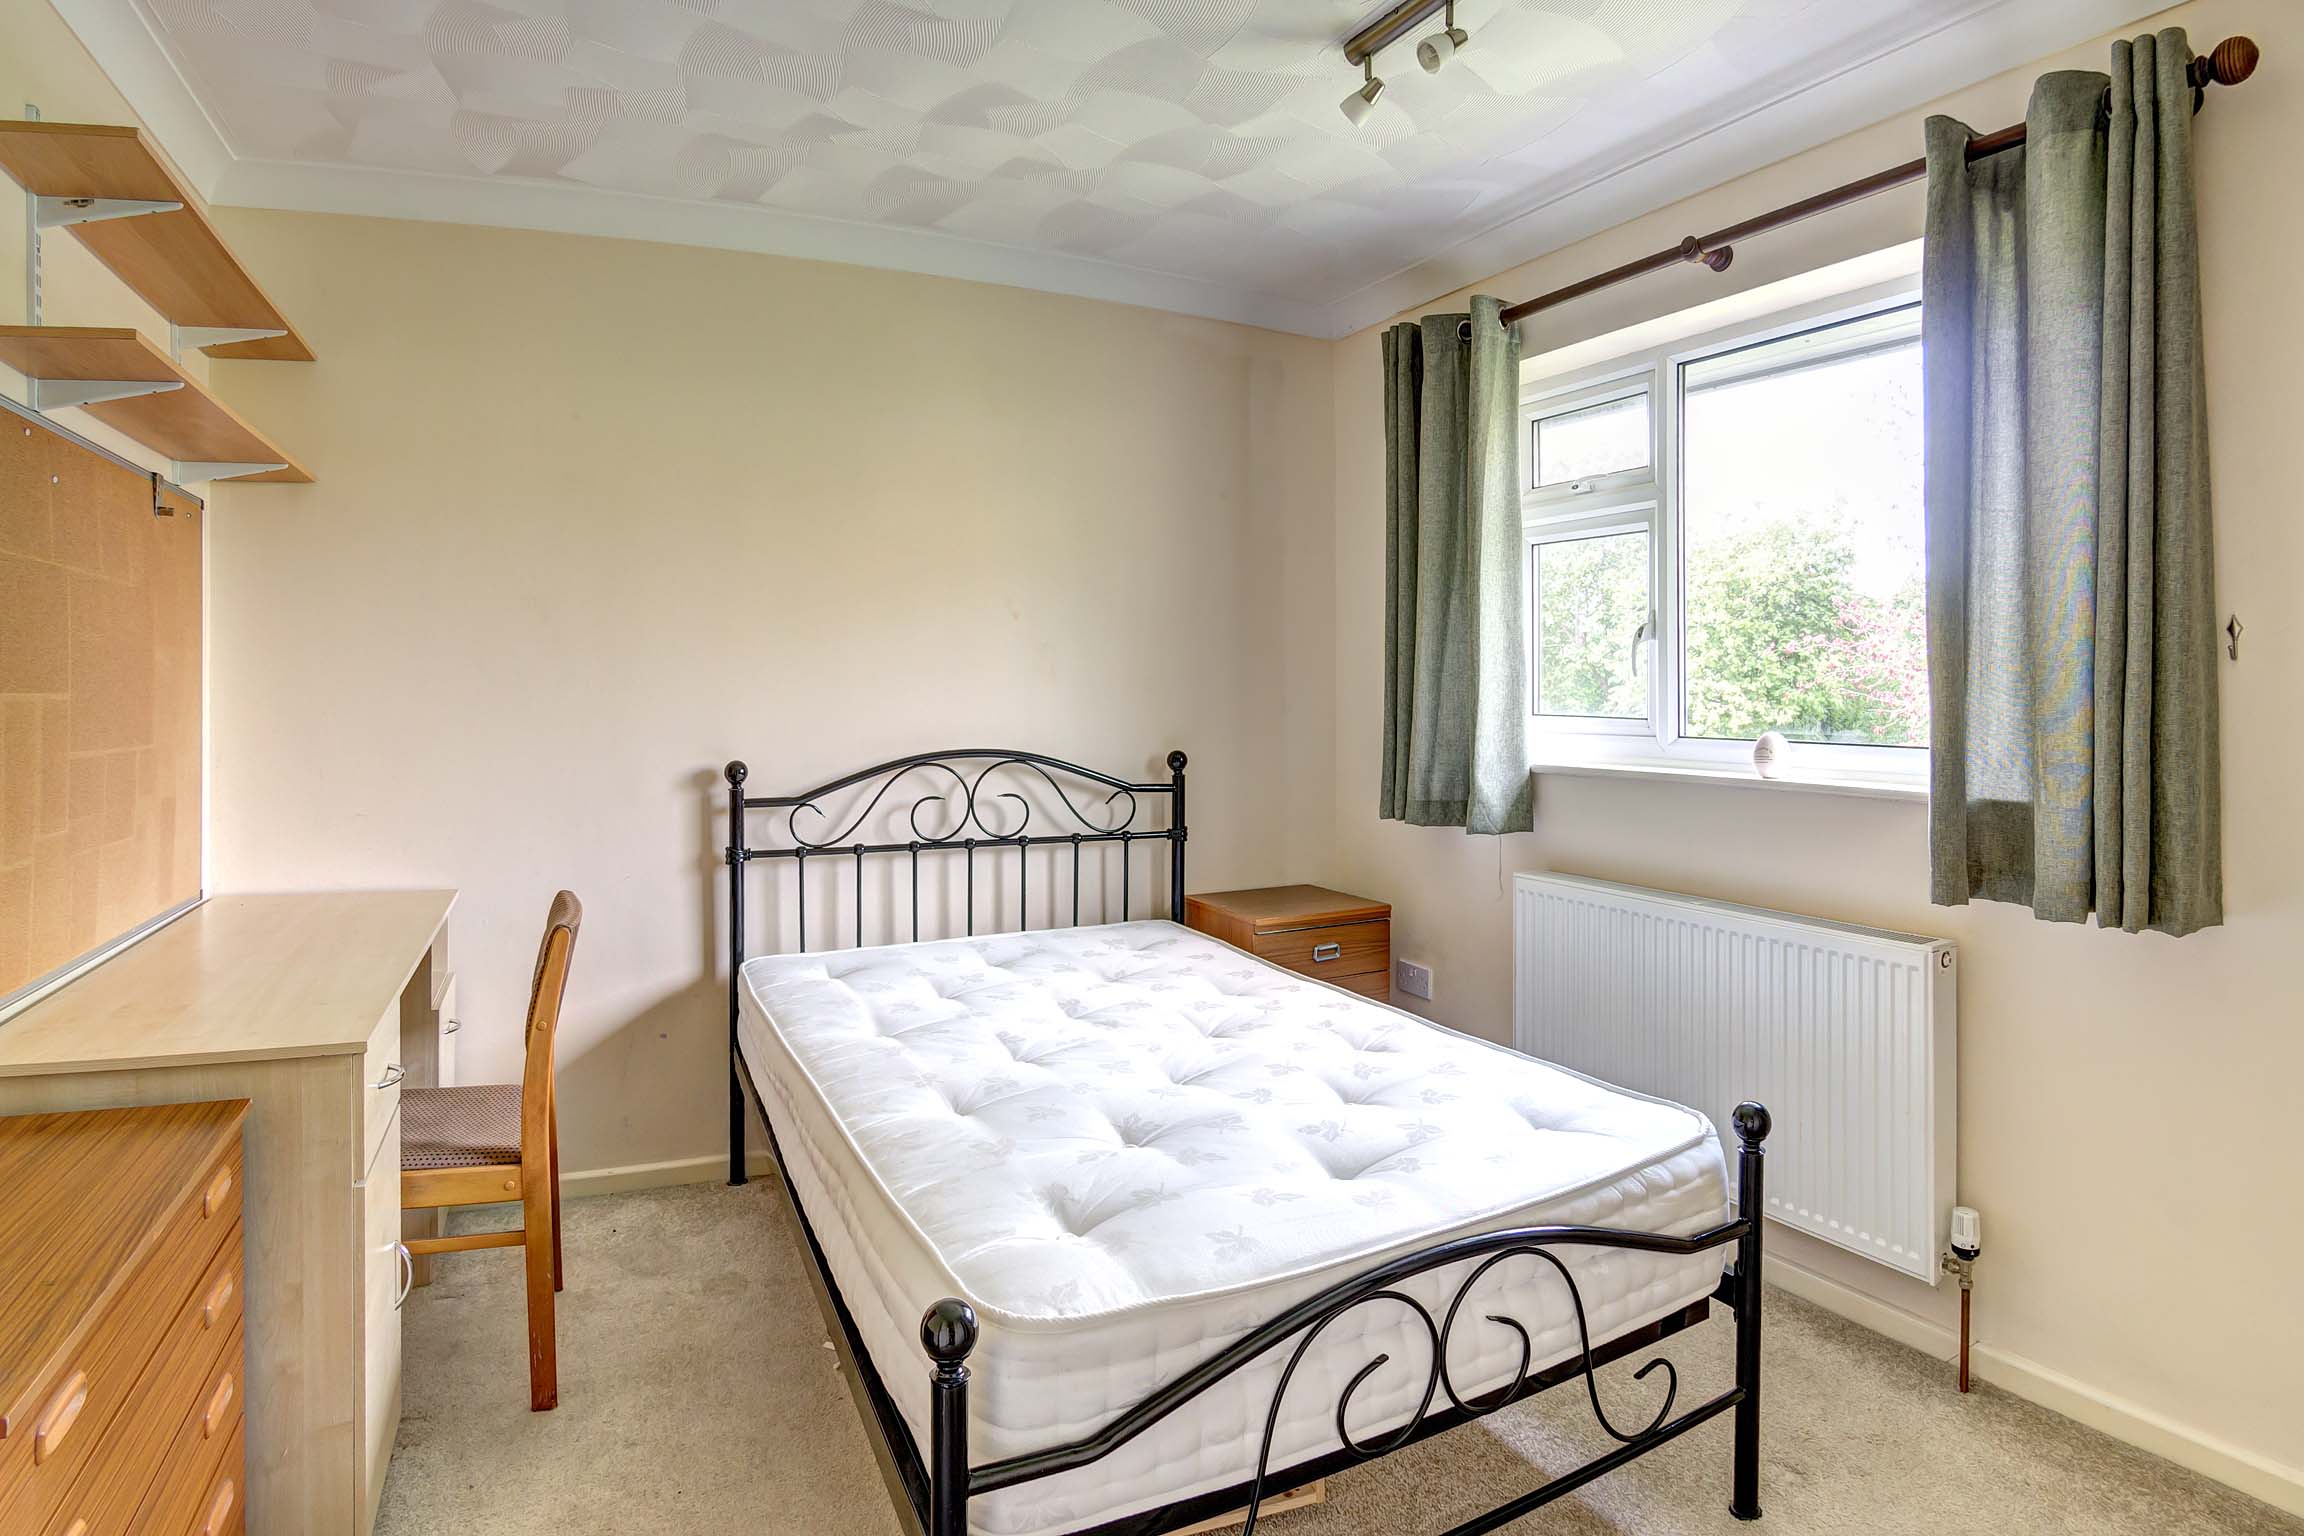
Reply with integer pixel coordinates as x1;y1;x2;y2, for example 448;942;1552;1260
1522;279;1929;793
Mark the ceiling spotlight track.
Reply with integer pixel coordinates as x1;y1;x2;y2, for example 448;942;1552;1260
1342;0;1457;68
1340;0;1469;126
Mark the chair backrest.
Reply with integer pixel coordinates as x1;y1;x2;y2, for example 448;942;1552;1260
521;892;583;1117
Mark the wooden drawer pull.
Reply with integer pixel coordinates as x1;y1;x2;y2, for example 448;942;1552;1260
200;1477;236;1536
204;1165;234;1217
33;1371;88;1464
1311;941;1342;962
204;1270;236;1328
60;1521;89;1536
204;1371;235;1437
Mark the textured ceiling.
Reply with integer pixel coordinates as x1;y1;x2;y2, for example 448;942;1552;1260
131;0;1997;315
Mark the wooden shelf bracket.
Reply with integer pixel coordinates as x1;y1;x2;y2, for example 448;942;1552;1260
31;376;183;411
34;195;182;228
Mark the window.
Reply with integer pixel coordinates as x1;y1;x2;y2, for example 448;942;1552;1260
1523;294;1927;785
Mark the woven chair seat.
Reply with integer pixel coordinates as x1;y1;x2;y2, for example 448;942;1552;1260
402;1083;522;1171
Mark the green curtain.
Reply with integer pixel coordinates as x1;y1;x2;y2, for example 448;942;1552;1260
1380;296;1532;835
1922;28;2220;935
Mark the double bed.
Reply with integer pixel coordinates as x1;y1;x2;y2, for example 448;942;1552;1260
721;749;1768;1536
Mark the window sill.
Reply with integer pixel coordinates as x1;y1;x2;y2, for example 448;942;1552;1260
1529;755;1927;803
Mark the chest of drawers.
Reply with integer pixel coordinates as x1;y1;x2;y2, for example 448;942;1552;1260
1183;884;1392;999
0;1101;248;1536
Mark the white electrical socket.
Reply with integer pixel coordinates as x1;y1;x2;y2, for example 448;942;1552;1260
1396;958;1433;1000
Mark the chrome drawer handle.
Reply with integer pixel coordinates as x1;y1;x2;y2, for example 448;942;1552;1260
442;1017;461;1034
1311;942;1342;962
395;1242;414;1309
372;1062;406;1090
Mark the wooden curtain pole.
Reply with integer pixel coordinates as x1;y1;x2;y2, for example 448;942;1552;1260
1494;35;2260;328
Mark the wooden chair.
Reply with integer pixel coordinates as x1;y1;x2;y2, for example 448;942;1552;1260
400;891;580;1411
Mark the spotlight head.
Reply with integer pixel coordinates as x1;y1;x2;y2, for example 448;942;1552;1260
1339;73;1384;126
1417;25;1468;73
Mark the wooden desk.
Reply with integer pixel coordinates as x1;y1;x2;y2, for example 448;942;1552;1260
0;892;457;1536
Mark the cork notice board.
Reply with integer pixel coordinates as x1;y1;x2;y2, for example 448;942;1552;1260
0;410;202;1003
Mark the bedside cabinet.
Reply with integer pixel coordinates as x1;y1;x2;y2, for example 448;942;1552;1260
1184;885;1391;999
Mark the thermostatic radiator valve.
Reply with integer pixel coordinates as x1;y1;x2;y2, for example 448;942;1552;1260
1943;1205;1981;1392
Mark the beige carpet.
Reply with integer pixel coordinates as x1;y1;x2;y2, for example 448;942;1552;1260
377;1182;2296;1536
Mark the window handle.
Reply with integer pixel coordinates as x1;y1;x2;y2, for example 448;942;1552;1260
1630;616;1652;675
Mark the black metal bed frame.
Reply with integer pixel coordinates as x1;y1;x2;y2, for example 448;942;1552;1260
722;748;1769;1536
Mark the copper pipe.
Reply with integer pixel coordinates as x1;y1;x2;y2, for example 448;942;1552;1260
1495;35;2259;328
1958;1283;1972;1393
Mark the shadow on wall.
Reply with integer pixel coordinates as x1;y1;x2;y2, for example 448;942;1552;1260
545;764;751;1176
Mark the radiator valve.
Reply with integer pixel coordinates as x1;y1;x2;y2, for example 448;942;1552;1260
1943;1205;1981;1392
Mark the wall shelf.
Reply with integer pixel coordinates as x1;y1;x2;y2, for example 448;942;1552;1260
0;121;315;362
0;327;312;482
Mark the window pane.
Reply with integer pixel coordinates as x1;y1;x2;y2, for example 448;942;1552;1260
1534;530;1649;719
1679;309;1927;747
1534;393;1649;488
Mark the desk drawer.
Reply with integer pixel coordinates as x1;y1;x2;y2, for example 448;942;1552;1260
0;1139;240;1533
361;1011;403;1174
361;1106;404;1522
1252;920;1389;978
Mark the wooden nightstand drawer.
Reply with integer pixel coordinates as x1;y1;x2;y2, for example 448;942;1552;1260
1252;920;1389;978
1185;886;1393;989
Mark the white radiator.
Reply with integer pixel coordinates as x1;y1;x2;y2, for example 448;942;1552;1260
1514;873;1957;1282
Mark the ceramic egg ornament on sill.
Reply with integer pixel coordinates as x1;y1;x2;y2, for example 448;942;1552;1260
1752;731;1789;779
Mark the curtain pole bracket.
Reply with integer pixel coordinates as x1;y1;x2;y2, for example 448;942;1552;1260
1677;235;1733;273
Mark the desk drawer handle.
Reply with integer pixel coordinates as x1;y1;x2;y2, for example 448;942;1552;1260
34;1371;88;1464
203;1372;235;1438
372;1062;406;1090
1311;942;1342;962
204;1271;235;1329
203;1166;233;1218
201;1477;236;1536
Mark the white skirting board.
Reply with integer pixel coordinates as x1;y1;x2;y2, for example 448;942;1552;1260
561;1150;778;1197
1767;1249;2304;1517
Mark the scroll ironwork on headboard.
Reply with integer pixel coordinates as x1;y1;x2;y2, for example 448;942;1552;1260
722;748;1187;956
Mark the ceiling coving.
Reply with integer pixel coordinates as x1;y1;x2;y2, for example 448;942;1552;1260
82;0;2156;333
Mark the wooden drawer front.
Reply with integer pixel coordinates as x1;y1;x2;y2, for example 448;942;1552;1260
1;1140;241;1534
360;1010;403;1175
1330;971;1392;1000
1252;920;1389;978
39;1234;244;1536
128;1406;242;1536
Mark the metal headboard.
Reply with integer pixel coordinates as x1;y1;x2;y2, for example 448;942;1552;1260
721;748;1187;1184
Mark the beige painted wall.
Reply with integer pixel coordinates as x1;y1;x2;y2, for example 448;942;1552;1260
1321;0;2300;1501
190;209;1335;1182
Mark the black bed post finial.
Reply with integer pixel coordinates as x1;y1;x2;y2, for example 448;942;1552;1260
1729;1100;1770;1521
725;760;749;1187
922;1298;979;1536
1167;749;1188;921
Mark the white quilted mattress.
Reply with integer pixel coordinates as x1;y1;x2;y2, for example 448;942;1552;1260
737;921;1729;1536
